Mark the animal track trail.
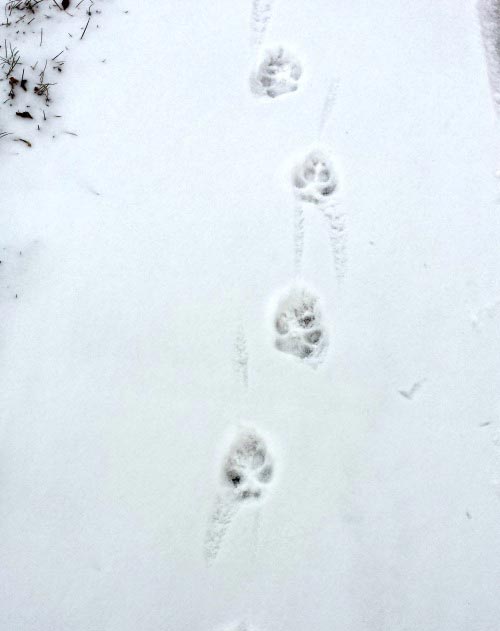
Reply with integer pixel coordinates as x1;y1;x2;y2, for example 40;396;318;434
273;285;328;366
204;428;275;564
250;46;303;99
291;147;347;281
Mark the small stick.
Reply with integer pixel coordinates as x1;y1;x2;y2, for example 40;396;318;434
15;137;32;147
80;14;90;39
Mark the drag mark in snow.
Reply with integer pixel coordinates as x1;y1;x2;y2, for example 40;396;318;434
478;0;500;114
318;78;339;139
204;428;275;564
250;46;302;99
234;325;249;388
204;494;240;565
321;204;347;282
293;202;305;275
250;0;275;51
274;285;328;366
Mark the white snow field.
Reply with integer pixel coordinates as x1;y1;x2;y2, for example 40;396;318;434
1;0;500;629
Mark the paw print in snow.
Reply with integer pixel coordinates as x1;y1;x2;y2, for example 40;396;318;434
223;429;274;502
204;428;275;563
292;148;338;205
274;285;328;364
251;46;302;98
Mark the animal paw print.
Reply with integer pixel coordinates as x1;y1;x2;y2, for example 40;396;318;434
274;285;328;363
204;428;275;563
251;46;302;98
222;429;274;502
292;148;338;205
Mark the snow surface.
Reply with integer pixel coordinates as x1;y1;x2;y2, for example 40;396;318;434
1;0;500;629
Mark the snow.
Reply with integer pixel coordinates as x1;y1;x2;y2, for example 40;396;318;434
1;0;500;629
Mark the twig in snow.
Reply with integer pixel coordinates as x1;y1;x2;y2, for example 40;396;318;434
80;13;90;39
